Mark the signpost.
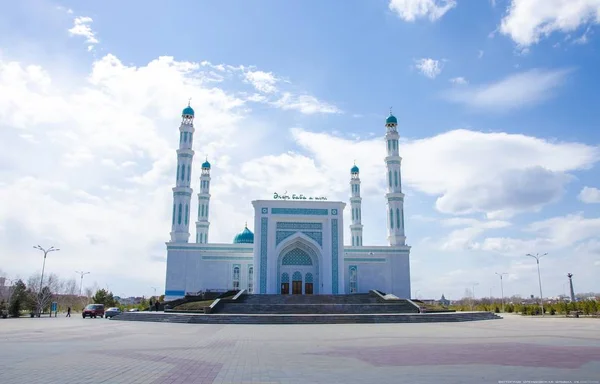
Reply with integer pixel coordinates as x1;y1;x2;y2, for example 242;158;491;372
51;302;58;317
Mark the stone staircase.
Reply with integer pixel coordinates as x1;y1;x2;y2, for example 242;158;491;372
215;293;419;314
112;311;502;324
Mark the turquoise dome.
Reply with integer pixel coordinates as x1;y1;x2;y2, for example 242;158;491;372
182;106;195;116
351;165;359;173
386;114;397;124
233;225;254;244
202;160;211;169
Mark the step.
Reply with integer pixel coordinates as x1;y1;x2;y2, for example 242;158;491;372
112;311;502;324
217;303;419;314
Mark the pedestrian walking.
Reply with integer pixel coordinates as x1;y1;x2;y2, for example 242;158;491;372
149;298;153;312
66;307;71;317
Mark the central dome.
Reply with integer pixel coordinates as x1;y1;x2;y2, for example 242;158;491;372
351;164;359;173
182;105;195;116
233;225;254;244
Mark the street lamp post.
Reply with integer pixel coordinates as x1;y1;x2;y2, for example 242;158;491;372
471;283;479;310
526;253;547;317
75;271;90;297
567;273;575;302
33;245;59;317
151;286;157;298
495;272;508;313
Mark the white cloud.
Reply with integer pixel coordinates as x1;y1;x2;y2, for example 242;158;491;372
0;53;340;296
244;70;278;93
287;128;598;220
478;50;484;59
443;68;572;111
500;0;600;46
415;58;443;79
68;16;99;48
579;186;600;203
271;93;342;114
449;76;468;85
389;0;457;22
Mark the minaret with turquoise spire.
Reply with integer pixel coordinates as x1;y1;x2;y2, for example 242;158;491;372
350;162;364;246
384;109;406;246
170;102;195;243
195;157;212;244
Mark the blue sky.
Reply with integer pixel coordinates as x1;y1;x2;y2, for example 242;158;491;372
0;0;599;299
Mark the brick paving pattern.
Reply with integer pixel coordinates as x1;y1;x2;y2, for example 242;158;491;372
0;314;599;383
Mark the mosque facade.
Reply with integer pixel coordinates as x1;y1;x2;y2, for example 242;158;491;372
164;105;411;300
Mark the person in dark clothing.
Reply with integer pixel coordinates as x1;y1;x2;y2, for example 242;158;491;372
154;300;160;312
66;307;71;317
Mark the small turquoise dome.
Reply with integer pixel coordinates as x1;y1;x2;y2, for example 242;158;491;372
202;160;211;169
351;165;359;173
386;114;397;124
233;225;254;244
182;105;194;116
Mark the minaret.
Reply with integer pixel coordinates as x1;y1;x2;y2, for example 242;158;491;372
384;109;406;246
349;163;364;246
195;157;212;244
170;103;195;243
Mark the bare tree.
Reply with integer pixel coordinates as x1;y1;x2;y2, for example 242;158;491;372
28;272;62;315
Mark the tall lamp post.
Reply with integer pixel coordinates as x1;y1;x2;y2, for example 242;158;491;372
471;283;479;310
151;286;157;298
33;245;59;316
495;272;508;312
75;271;90;297
567;273;575;302
526;252;547;317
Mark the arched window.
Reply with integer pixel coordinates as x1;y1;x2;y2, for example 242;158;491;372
401;211;405;230
248;266;254;293
185;204;189;225
201;204;205;217
394;171;398;187
198;204;201;218
179;132;183;144
181;164;185;181
349;266;358;293
177;165;180;181
359;236;362;246
187;165;191;182
206;204;209;217
387;140;391;151
388;171;392;188
183;132;188;143
172;204;176;225
390;208;394;229
352;207;355;221
358;208;361;220
232;265;240;290
396;208;400;229
199;233;203;243
352;236;355;246
178;203;182;225
189;133;193;146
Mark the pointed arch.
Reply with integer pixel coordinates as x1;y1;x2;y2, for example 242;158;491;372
389;208;394;229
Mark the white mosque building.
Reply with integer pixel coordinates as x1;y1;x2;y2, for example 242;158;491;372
164;104;411;301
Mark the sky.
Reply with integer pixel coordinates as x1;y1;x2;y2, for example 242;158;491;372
0;0;600;300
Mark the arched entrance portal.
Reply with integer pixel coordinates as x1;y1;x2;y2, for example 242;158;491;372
277;244;320;295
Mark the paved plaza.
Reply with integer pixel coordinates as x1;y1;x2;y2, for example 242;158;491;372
0;314;599;384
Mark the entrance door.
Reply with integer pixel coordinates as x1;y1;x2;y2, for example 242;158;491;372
292;281;302;295
305;283;313;295
280;283;289;294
